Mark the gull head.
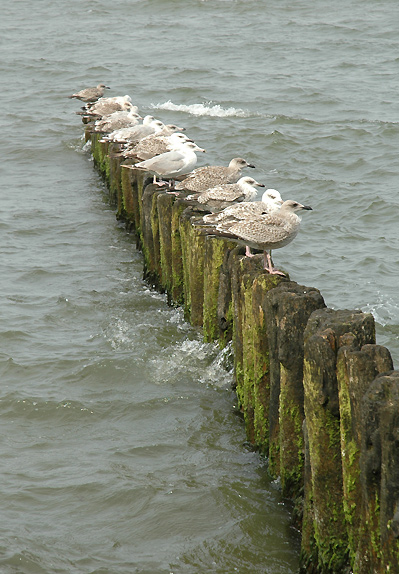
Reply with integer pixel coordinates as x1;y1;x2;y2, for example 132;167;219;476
261;188;283;205
183;142;206;153
280;200;313;214
229;157;256;170
237;177;265;188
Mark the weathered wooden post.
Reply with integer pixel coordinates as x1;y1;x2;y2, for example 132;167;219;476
249;273;290;456
179;209;206;326
358;369;399;573
157;192;177;301
230;254;264;440
202;234;236;343
141;184;162;287
170;198;189;306
105;144;122;208
216;247;241;349
337;343;393;571
263;282;326;496
302;308;375;572
300;419;319;572
91;133;110;185
120;163;139;233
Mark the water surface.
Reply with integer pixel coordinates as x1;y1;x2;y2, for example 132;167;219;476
1;1;399;572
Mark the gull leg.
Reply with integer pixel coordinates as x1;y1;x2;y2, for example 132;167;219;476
152;176;169;188
166;179;180;196
245;245;255;257
264;250;286;276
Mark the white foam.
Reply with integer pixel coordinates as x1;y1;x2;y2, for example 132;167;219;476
150;100;248;118
362;293;399;327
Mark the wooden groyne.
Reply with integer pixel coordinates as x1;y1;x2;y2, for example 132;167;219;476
87;128;399;574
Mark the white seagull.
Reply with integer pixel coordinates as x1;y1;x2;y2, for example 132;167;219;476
122;141;206;188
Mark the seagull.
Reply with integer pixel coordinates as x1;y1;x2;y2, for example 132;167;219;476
122;132;192;160
101;116;164;143
203;188;283;225
68;84;110;102
187;177;265;211
209;200;312;275
81;95;133;117
122;141;206;188
203;188;283;256
94;109;142;132
175;158;256;192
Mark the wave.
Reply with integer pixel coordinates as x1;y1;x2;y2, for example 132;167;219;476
150;100;249;118
361;293;399;327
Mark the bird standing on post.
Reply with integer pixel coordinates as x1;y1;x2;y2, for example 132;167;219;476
209;200;312;275
68;84;110;103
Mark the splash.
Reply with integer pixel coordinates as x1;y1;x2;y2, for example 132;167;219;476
362;293;399;327
150;100;248;118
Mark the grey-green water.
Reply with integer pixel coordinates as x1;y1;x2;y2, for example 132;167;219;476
1;1;399;572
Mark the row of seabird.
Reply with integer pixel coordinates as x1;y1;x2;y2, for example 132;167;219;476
68;84;312;275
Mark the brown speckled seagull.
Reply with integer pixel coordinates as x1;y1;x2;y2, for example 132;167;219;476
175;157;255;192
68;83;110;103
187;177;265;211
211;200;312;275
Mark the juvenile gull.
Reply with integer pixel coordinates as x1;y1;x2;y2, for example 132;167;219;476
175;158;255;192
122;141;206;188
203;188;283;225
68;84;110;102
81;95;133;117
203;188;283;256
94;109;142;132
187;177;265;211
123;132;192;160
120;123;186;145
102;116;163;143
210;200;312;275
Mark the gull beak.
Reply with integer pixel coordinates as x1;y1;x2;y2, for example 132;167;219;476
303;205;313;210
247;163;256;168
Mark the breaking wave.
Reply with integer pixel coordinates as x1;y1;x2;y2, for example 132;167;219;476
150;100;249;118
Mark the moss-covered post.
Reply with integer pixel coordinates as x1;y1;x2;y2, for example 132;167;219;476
91;133;110;185
337;343;393;571
121;167;148;248
216;247;241;349
250;273;288;455
202;235;236;343
157;192;176;300
262;279;288;478
107;145;124;214
358;370;399;573
84;125;93;142
179;211;206;326
141;184;163;287
300;419;319;573
229;254;263;440
120;162;138;233
267;282;326;498
170;198;189;306
378;371;399;573
302;308;375;573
